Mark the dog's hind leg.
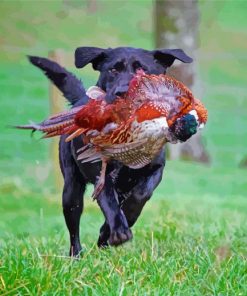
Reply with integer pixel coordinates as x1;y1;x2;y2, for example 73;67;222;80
60;137;86;257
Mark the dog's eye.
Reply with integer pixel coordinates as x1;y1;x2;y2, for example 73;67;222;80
133;61;145;72
135;66;147;74
109;68;118;74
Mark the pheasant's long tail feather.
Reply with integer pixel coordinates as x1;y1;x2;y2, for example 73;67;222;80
14;106;83;137
14;122;42;131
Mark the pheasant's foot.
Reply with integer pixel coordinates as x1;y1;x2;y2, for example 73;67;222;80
92;158;107;200
92;180;105;200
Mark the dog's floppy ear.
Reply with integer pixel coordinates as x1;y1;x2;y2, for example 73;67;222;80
75;47;107;70
152;49;193;68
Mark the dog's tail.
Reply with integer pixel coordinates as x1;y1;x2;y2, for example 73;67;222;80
14;105;83;139
28;56;88;106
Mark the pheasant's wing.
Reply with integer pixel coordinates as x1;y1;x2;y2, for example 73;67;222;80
76;139;147;165
126;74;194;124
102;139;148;154
77;144;101;163
101;139;150;168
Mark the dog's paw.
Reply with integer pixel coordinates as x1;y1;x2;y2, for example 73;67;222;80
69;244;83;258
97;232;110;248
97;237;109;248
109;228;133;246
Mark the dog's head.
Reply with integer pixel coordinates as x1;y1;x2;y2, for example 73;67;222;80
75;46;192;103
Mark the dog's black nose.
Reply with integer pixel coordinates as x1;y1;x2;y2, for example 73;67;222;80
114;85;129;97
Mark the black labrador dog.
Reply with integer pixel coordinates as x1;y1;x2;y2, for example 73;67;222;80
29;47;192;256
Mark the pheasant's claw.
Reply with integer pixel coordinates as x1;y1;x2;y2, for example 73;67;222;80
92;181;105;200
92;158;108;200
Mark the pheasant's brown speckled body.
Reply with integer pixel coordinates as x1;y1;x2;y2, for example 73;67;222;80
15;71;208;198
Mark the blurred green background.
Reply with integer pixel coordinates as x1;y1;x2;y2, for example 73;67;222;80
0;1;246;294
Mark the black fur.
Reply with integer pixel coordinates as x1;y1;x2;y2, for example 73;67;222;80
28;56;88;105
75;47;192;103
29;46;192;256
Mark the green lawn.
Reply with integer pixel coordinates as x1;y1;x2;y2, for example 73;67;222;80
0;159;246;295
0;0;247;295
0;181;246;295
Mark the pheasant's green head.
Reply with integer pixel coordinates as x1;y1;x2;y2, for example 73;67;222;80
169;113;198;142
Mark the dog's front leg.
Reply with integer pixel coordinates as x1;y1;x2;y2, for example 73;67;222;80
97;173;133;247
121;164;164;227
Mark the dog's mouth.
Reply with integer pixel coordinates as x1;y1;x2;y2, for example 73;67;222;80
114;85;129;97
104;92;118;103
105;85;129;103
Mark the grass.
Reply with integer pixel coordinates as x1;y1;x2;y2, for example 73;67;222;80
0;183;246;295
0;0;247;295
0;159;246;295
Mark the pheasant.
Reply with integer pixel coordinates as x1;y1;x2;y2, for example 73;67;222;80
15;71;208;198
